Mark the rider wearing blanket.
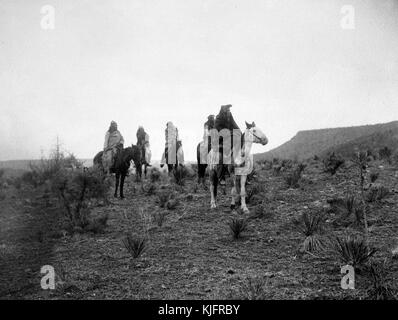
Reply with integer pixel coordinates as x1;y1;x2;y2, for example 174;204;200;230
103;121;124;173
203;114;215;153
136;126;151;166
211;104;242;183
161;121;184;167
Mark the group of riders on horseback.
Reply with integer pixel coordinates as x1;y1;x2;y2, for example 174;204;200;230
95;104;268;212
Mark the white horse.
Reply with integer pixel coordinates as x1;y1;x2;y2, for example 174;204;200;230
208;121;268;213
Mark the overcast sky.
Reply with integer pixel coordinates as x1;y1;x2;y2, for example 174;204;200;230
1;0;398;161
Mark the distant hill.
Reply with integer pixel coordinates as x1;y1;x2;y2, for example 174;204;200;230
255;121;398;161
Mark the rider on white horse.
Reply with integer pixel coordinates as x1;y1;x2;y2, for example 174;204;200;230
208;109;268;213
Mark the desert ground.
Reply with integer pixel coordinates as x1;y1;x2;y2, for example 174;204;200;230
0;157;397;300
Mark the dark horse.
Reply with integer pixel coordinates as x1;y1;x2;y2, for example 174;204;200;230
93;145;141;199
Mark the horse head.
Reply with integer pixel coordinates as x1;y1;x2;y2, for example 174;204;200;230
245;121;268;146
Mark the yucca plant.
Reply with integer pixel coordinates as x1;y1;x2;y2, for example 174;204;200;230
123;234;147;259
333;235;377;269
344;194;356;217
240;277;268;300
323;152;345;175
297;211;325;253
246;183;265;204
353;206;364;225
229;218;248;240
298;211;324;237
284;163;306;188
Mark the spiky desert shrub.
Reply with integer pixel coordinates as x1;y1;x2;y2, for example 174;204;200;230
344;194;357;217
367;261;396;300
123;234;146;259
297;211;324;252
229;218;248;240
353;206;365;225
323;152;345;175
246;183;265;204
333;235;377;269
284;163;306;188
239;277;268;300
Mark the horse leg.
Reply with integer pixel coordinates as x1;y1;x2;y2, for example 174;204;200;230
240;175;249;213
198;164;206;185
114;173;120;198
120;173;126;199
210;168;218;209
137;165;142;182
144;164;147;179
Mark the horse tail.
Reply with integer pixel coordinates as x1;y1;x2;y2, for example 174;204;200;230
93;151;103;166
196;143;201;165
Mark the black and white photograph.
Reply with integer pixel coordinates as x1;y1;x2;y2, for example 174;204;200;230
0;0;398;306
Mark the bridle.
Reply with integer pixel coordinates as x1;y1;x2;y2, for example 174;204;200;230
247;128;263;143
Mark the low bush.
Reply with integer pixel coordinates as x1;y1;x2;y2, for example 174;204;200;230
123;234;146;259
51;168;110;230
323;153;345;175
284;163;306;188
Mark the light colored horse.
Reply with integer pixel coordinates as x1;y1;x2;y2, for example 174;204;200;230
208;121;268;213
